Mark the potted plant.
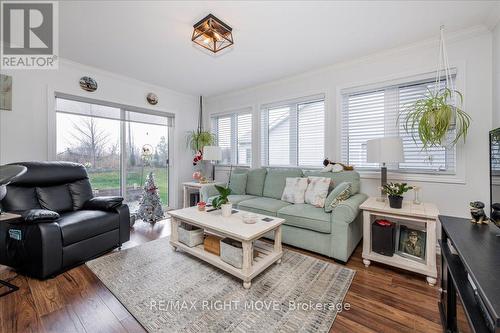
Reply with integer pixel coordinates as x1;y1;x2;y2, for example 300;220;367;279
403;88;471;148
381;182;413;209
212;185;232;217
186;130;215;154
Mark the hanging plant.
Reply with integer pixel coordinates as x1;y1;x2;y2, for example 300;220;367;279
186;96;215;166
186;130;214;153
404;88;470;148
402;26;471;148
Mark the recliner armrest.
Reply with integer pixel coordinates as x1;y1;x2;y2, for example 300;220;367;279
21;209;60;223
331;193;368;224
83;196;124;211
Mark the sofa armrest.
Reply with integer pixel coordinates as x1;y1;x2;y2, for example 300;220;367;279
115;204;130;245
331;193;368;224
0;220;63;279
83;196;124;211
199;185;219;203
21;209;60;223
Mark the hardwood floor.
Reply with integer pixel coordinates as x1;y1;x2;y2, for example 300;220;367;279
0;219;441;333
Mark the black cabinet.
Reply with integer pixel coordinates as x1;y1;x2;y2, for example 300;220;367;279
439;216;500;333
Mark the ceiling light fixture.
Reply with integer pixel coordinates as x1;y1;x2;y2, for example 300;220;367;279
192;14;233;53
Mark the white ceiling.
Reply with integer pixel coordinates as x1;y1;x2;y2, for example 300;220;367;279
59;1;500;96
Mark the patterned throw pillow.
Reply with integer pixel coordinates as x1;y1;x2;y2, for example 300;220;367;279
324;182;352;213
281;177;308;204
304;177;331;208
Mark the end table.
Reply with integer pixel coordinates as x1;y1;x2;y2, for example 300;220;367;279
0;212;21;297
360;197;439;286
182;181;224;208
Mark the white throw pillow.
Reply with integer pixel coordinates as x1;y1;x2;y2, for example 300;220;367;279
305;176;331;208
281;177;308;204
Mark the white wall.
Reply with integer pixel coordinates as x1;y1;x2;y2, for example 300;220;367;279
205;26;493;218
0;59;199;209
494;22;500;128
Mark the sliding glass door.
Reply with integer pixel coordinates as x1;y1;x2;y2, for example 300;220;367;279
55;96;172;211
124;116;169;213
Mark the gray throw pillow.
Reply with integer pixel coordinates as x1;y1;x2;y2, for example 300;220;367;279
324;182;352;213
229;173;247;195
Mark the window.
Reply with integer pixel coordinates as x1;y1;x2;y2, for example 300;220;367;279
261;96;325;167
341;75;456;174
211;111;252;165
55;95;173;211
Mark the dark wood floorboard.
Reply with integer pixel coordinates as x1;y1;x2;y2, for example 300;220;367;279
0;219;441;333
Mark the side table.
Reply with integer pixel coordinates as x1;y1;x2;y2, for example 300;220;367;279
182;181;224;208
0;212;21;297
359;197;439;286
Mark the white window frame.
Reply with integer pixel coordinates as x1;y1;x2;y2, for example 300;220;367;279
336;65;466;184
260;94;326;168
210;107;253;166
47;91;176;208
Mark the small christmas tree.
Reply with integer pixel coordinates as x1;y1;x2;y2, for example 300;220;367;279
136;172;164;223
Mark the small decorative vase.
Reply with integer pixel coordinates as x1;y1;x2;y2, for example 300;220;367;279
221;203;232;217
192;171;202;181
388;195;403;209
413;186;421;205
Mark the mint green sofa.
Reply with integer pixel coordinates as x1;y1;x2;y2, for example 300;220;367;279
199;168;367;263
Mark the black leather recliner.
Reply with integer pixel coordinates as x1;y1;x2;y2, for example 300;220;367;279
0;161;130;279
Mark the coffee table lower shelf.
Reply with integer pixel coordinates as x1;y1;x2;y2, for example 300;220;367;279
170;239;282;289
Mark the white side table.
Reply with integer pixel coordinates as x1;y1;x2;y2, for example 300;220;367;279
182;181;224;208
360;197;439;286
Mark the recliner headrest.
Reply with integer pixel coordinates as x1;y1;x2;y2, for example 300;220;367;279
7;161;89;186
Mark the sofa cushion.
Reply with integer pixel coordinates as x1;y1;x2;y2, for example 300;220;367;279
325;182;352;213
303;170;360;194
263;168;303;199
277;204;331;234
281;177;308;204
237;197;291;216
2;186;41;211
68;179;93;210
304;176;331;208
208;194;256;205
229;173;247;195
36;184;73;212
246;168;267;196
57;210;119;246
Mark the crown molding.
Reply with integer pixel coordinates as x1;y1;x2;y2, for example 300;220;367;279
207;24;490;100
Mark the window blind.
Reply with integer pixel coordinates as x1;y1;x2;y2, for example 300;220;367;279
261;96;325;167
211;112;252;165
341;76;456;173
55;96;173;127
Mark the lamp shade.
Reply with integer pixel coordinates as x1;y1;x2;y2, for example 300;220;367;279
366;137;404;163
202;146;222;161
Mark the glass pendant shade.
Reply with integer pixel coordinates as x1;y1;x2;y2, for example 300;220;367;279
192;14;233;53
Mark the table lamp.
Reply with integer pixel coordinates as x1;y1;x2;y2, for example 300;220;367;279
202;146;222;181
366;137;404;202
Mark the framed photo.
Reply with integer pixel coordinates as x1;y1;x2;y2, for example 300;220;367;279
396;223;426;263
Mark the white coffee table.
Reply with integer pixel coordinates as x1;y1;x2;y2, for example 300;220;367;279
168;207;285;289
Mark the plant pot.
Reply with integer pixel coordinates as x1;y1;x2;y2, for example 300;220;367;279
388;195;403;209
221;203;233;217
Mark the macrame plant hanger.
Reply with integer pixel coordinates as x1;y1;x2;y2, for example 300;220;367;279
434;25;457;107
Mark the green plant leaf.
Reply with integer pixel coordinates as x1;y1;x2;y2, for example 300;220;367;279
400;87;471;149
186;130;215;153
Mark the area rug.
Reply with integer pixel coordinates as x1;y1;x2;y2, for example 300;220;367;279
86;237;355;333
